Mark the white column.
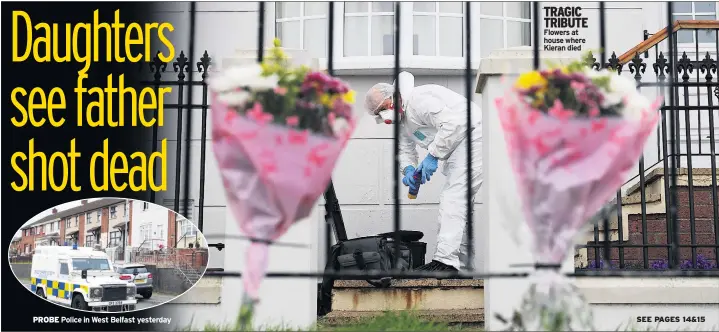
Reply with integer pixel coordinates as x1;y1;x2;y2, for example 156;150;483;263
477;46;579;331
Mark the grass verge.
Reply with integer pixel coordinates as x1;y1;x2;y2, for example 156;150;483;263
186;311;483;331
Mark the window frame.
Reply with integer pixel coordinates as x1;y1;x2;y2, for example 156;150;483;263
275;2;328;58
110;206;117;219
268;2;533;73
671;2;719;48
179;218;198;237
86;213;92;224
412;2;466;57
343;2;397;57
140;224;151;241
109;230;122;247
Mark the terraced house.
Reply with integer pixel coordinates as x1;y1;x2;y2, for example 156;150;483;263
15;199;204;263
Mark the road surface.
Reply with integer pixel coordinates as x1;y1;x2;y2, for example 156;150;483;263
23;282;177;311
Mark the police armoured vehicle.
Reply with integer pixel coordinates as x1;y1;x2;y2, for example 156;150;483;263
30;245;137;312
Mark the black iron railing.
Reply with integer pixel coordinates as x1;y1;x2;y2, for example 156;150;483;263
137;2;719;286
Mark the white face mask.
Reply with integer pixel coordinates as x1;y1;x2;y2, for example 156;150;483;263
378;109;396;124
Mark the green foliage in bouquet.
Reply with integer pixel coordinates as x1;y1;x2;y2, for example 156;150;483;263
512;52;625;118
228;38;355;137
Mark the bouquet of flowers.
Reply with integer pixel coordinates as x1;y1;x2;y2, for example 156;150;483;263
210;39;356;327
494;57;661;331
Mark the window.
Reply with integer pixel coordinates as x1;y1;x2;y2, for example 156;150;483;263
156;224;165;241
413;2;464;56
66;219;71;228
143;202;149;211
85;235;94;247
96;210;101;220
179;219;198;237
478;2;531;58
275;2;328;59
140;224;151;242
72;258;111;271
123;202;128;216
344;2;396;56
50;223;54;231
120;267;149;274
109;231;122;247
75;215;79;227
110;206;117;219
672;2;717;44
55;221;60;231
60;263;69;275
86;213;92;224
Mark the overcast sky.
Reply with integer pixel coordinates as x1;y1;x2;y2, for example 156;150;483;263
15;199;100;238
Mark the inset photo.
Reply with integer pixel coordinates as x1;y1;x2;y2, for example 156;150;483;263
8;198;209;313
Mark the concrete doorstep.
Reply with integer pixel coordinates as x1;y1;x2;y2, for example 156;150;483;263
329;279;485;325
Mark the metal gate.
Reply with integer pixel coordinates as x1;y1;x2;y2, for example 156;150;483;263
138;2;718;285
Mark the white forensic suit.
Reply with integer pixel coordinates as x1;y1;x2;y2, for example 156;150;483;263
399;84;483;270
366;72;483;271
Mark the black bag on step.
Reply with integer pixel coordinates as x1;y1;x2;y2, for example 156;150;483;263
317;231;426;316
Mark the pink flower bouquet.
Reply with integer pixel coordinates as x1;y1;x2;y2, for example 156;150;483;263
494;58;661;331
209;39;356;321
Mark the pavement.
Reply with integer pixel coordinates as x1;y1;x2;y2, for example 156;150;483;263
22;281;177;311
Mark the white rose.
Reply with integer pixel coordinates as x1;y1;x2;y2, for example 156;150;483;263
216;90;251;107
608;74;637;95
621;92;652;121
331;118;351;136
209;64;278;92
245;74;279;90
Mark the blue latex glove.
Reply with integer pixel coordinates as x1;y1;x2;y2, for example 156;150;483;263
402;166;419;191
418;154;439;184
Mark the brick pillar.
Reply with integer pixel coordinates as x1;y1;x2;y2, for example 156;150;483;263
167;210;176;249
78;214;86;246
100;207;110;247
59;219;66;245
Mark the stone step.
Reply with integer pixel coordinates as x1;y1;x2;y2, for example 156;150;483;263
322;309;484;327
332;279;484;312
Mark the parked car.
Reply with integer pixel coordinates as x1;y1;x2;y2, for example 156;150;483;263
114;263;153;299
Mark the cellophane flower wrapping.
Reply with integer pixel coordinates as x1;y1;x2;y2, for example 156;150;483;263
493;59;661;331
209;39;356;319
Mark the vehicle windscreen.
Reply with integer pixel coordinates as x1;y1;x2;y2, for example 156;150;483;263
120;267;148;274
72;258;111;271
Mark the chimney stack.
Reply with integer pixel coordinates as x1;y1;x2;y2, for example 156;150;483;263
81;200;88;205
52;208;58;214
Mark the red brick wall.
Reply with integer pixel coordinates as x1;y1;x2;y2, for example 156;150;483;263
58;219;67;245
587;187;717;267
136;248;209;270
100;207;109;234
19;229;36;255
78;213;86;246
167;211;176;249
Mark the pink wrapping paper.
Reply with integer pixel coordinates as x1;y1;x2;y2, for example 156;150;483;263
495;91;661;263
211;95;353;300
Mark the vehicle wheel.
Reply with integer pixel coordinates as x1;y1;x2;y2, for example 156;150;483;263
36;287;46;299
71;294;89;310
142;291;152;299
